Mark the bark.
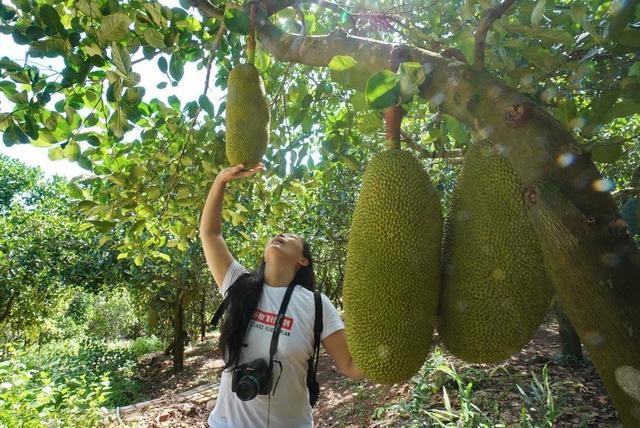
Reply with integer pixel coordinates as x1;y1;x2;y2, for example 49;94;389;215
525;183;640;427
553;301;584;364
199;292;207;342
173;295;185;372
0;291;16;324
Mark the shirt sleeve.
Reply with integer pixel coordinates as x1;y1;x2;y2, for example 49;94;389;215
320;293;345;341
217;259;250;297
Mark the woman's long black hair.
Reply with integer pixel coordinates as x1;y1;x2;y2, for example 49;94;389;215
218;238;315;370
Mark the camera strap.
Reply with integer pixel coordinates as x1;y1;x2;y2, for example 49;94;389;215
268;282;297;376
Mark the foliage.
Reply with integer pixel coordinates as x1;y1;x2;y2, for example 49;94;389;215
0;341;109;427
372;347;571;427
0;336;154;420
85;288;141;341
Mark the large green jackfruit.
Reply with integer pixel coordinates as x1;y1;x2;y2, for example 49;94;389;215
439;141;553;363
343;149;442;384
225;63;270;168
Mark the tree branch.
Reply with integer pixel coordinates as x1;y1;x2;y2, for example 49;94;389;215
473;0;517;71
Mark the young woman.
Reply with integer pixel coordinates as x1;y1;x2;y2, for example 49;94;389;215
199;163;364;428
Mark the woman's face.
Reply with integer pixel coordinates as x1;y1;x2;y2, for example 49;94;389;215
264;232;308;267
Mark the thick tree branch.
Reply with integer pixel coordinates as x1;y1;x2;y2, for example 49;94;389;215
473;0;517;71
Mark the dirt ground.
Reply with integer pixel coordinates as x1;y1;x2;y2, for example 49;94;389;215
103;311;621;427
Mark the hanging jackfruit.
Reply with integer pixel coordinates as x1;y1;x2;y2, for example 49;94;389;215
439;141;553;363
225;63;270;168
343;149;442;384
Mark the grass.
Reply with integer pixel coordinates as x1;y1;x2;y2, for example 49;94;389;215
371;346;572;428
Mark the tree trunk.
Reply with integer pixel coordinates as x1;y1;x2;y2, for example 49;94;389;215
172;295;185;372
526;183;640;427
553;301;583;364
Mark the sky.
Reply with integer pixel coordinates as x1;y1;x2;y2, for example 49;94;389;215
0;0;224;181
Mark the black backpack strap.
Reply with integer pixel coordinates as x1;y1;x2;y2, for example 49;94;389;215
312;291;323;371
209;295;229;329
307;291;323;407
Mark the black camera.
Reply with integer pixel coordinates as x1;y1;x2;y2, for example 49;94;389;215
231;358;273;401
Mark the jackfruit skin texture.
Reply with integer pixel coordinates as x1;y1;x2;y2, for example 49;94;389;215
343;149;442;384
225;63;270;168
439;141;553;364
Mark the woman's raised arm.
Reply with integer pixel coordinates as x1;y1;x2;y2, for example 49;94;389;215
199;163;264;289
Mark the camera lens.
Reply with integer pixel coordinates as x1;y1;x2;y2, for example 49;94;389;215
236;375;260;401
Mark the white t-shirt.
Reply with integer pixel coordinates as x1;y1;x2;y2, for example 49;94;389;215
208;260;345;428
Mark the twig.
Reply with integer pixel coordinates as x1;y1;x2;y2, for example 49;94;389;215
473;0;517;71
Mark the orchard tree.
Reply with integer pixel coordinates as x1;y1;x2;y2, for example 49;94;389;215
1;0;639;424
0;155;121;344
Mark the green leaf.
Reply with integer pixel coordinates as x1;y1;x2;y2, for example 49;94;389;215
590;138;625;163
108;108;129;138
157;56;168;73
76;0;102;18
629;62;640;77
328;55;357;71
98;12;132;42
254;44;271;73
110;42;131;74
530;0;547;27
199;94;215;116
365;70;400;110
39;4;65;35
144;2;167;28
32;130;57;147
398;62;426;102
143;28;166;49
89;220;117;232
349;92;369;111
63;141;81;161
66;182;84;198
356;112;383;134
134;254;144;266
48;146;65;160
0;57;22;72
3;124;28;146
169;52;185;81
223;8;249;34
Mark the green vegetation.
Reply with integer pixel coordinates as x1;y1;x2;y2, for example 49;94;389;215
343;149;442;384
372;347;571;427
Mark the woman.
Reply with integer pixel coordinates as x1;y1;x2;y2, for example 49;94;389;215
199;163;364;428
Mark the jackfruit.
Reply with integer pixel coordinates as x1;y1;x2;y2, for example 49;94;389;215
225;63;270;168
439;141;552;363
343;149;442;384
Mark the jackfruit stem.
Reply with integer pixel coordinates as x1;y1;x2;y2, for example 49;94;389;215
384;105;402;150
247;3;257;64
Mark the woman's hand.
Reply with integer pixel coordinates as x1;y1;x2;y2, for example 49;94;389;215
215;163;265;185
